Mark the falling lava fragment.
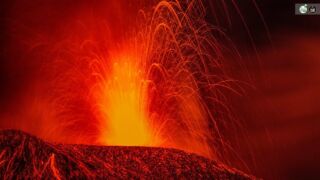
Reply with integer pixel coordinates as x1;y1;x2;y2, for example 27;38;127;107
0;130;254;179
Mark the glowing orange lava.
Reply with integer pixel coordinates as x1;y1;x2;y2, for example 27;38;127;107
97;51;159;146
1;0;238;161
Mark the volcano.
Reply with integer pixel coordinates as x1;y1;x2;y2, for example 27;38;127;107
0;130;253;179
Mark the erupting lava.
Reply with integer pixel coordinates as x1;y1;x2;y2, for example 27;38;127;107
88;0;229;158
96;51;159;146
2;0;239;161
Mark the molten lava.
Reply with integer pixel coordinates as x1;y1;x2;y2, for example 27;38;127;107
0;0;237;161
97;52;158;146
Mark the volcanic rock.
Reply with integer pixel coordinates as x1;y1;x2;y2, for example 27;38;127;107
0;129;254;179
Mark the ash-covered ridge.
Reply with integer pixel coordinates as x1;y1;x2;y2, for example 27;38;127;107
0;129;254;179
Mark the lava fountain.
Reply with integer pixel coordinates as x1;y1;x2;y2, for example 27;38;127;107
3;0;240;161
95;49;159;146
90;0;235;159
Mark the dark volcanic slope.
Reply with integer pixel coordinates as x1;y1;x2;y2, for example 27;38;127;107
0;130;253;179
